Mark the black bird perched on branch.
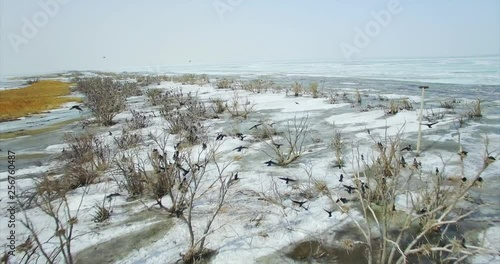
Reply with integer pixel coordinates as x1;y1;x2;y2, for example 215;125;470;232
216;134;227;140
336;197;348;204
233;172;239;181
324;209;333;217
178;166;190;176
279;177;296;184
343;185;356;194
422;122;438;128
70;105;83;112
401;144;412;151
400;156;406;167
458;150;468;156
436;167;439;175
264;160;278;166
233;146;248;152
339;174;344;182
249;123;262;130
291;200;308;210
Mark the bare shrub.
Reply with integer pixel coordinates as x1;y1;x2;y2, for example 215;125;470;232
332;129;345;166
76;77;127;126
126;109;151;130
440;99;457;111
386;100;399;115
225;91;255;119
146;88;164;106
292;82;302;97
63;133;111;171
92;197;111;223
309;81;319;98
466;99;482;119
114;153;147;197
261;115;309;165
243;79;273;93
113;129;143;150
210;98;227;114
216;78;234;89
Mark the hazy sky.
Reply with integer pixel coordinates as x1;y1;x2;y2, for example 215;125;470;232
1;0;499;76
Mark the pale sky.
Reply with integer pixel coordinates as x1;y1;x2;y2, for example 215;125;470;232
1;0;499;76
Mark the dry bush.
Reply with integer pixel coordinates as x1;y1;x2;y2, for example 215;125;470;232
126;109;151;130
62;164;100;191
292;82;302;97
76;77;127;126
309;81;319;98
210;98;227;114
18;186;85;264
243;79;273;93
113;129;143;150
216;78;234;89
261;115;309;165
146;88;164;106
172;74;209;85
92;197;111;223
63;132;111;171
332;129;345;166
440;99;457;111
466;99;482;119
225;91;255;119
386;100;399;115
355;89;362;104
327;93;340;104
114;153;147;197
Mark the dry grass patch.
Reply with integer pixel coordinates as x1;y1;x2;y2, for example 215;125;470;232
0;80;82;121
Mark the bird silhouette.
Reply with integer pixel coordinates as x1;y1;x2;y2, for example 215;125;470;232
202;143;207;149
216;134;227;140
461;237;467;249
459;150;468;156
233;146;248;152
179;166;190;176
461;176;467;182
295;102;299;105
235;133;246;141
436;167;439;175
108;131;112;136
392;204;396;211
401;144;412;151
488;156;496;161
423;122;438;128
400;156;406;167
367;129;371;135
339;174;344;182
264;160;278;166
249;123;262;130
291;200;308;210
336;197;348;203
233;172;239;181
273;143;283;149
324;209;333;217
70;105;83;112
343;185;356;194
279;177;296;184
475;177;483;183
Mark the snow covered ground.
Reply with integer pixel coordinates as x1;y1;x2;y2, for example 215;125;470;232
1;80;499;264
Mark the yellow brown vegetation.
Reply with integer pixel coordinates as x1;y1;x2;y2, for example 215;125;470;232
0;80;82;121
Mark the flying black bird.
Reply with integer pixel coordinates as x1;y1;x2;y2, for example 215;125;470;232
108;131;112;136
70;105;83;112
488;156;496;161
264;160;278;166
202;143;207;149
291;200;308;210
400;156;406;167
475;176;483;183
295;102;299;105
361;182;369;194
401;144;412;151
336;197;348;203
461;177;467;182
339;174;344;182
233;172;239;181
343;185;356;194
459;150;468;156
216;134;227;140
105;193;121;199
279;177;296;184
235;133;246;141
273;143;283;149
423;122;438;128
367;129;371;135
249;123;262;130
233;146;248;152
324;209;333;217
377;142;384;149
